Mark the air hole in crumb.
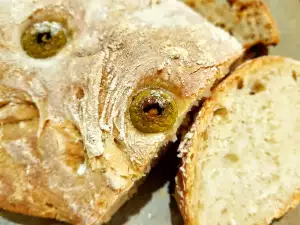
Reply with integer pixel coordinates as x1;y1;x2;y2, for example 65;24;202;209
222;208;228;214
250;81;266;95
213;107;228;119
292;71;297;81
237;78;244;89
202;131;208;141
75;86;85;100
224;153;239;163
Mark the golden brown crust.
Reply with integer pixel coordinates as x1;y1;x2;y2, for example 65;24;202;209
175;56;300;225
0;87;76;223
0;0;242;224
184;0;280;48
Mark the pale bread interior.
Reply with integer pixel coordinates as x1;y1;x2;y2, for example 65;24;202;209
188;57;300;225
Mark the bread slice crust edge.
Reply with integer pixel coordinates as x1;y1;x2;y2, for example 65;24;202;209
175;56;300;225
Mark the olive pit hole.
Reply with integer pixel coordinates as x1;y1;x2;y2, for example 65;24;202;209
143;103;163;116
36;32;52;44
129;88;177;133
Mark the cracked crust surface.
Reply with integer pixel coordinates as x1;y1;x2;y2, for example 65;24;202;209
0;0;242;224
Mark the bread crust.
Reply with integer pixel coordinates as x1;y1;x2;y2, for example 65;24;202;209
184;0;280;48
0;0;242;224
175;56;300;225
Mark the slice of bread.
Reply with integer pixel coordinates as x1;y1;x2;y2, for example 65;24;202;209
176;56;300;225
184;0;280;48
0;0;242;224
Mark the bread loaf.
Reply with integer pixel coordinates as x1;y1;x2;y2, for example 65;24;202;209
0;0;242;224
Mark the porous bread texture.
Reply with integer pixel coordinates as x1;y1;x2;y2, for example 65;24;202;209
184;0;279;48
176;56;300;225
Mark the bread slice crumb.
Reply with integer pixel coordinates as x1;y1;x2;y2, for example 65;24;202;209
176;56;300;225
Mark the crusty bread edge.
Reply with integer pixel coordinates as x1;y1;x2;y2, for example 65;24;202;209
242;0;280;48
175;56;300;225
184;0;280;49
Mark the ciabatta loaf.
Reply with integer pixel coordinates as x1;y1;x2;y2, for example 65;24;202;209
176;56;300;225
0;0;242;224
184;0;279;48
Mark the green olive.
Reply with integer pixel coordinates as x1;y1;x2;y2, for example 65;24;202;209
130;89;178;133
21;21;68;58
